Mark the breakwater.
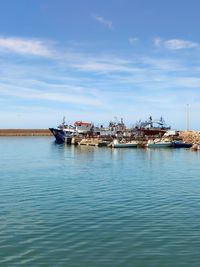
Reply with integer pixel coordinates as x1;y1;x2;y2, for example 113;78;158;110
0;129;52;136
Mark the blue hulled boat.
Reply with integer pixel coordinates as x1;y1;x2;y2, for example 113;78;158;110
49;128;74;144
49;118;93;144
49;117;76;144
171;141;192;148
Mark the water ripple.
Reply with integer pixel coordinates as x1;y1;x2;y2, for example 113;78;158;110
1;137;200;266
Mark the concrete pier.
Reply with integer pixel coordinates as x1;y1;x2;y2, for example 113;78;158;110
79;137;110;147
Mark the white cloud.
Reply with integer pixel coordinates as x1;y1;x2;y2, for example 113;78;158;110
128;37;139;45
92;15;112;29
154;38;199;50
165;39;198;50
72;60;142;74
0;37;53;56
1;36;200;129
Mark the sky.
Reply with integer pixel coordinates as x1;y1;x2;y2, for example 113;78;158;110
0;0;200;129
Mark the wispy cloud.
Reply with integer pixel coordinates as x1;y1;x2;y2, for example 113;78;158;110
71;59;142;74
154;38;199;50
141;57;185;71
2;35;200;128
0;37;53;57
0;82;102;107
92;14;112;29
128;37;139;45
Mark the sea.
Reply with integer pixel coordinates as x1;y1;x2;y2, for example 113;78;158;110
1;136;200;267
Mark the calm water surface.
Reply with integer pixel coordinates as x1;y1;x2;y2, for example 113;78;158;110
1;137;200;267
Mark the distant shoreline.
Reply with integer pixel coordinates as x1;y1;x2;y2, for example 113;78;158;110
0;129;52;136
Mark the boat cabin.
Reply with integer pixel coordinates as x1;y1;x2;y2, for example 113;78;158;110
74;121;93;133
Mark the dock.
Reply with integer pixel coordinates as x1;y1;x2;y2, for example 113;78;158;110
78;137;111;147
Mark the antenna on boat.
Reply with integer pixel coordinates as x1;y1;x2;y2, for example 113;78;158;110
62;116;66;126
114;116;118;123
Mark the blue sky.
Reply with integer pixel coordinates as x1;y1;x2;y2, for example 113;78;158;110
0;0;200;129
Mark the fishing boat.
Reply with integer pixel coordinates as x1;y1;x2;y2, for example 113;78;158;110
50;117;128;143
111;139;138;148
146;139;172;148
93;118;126;137
135;116;171;136
49;128;74;144
49;117;93;144
171;140;192;148
49;120;75;143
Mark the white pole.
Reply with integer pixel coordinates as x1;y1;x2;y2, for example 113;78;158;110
186;104;189;131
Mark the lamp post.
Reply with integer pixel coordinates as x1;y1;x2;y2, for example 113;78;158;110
186;104;189;131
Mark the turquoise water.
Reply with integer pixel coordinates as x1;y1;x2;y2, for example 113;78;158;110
1;137;200;267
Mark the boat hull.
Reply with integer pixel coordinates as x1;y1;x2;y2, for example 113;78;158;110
171;141;192;148
112;143;138;148
147;142;172;148
142;129;168;136
49;128;72;144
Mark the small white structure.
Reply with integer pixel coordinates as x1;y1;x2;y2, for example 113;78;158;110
163;130;177;137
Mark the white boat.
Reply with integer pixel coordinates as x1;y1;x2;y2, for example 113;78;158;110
112;139;138;148
146;139;172;148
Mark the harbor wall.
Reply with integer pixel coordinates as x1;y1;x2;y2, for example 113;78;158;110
179;131;200;144
0;129;52;136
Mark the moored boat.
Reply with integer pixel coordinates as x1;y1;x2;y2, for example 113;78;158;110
50;117;128;143
135;116;171;136
171;140;192;148
49;128;74;144
111;139;138;148
49;117;76;143
146;139;172;148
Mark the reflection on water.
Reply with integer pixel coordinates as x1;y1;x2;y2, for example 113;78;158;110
1;137;200;267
